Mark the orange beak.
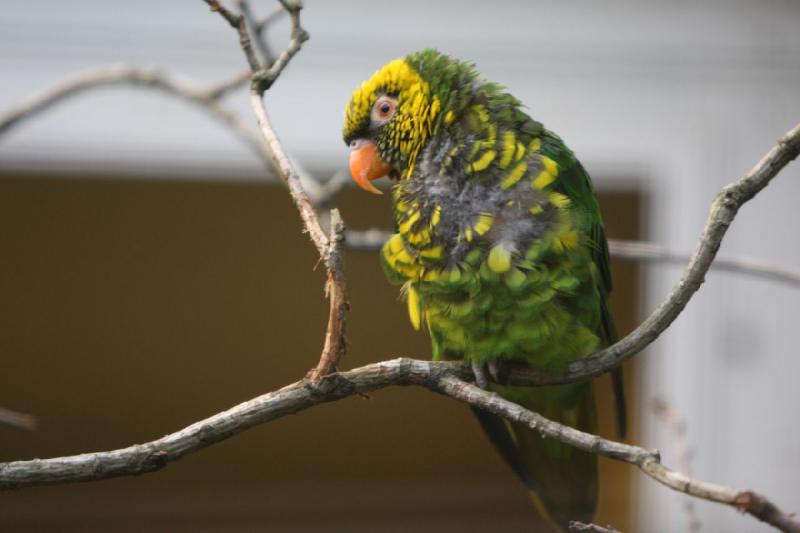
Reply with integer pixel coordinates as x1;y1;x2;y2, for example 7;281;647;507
349;139;390;195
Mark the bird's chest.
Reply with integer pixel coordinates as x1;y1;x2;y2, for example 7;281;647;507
382;179;599;366
390;174;502;269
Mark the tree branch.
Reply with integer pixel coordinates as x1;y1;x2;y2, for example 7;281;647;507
205;0;324;255
237;0;286;69
205;68;252;100
203;0;262;72
205;0;347;376
609;240;800;288
307;208;348;380
251;0;309;92
211;3;284;94
0;66;274;174
1;358;796;532
248;89;329;255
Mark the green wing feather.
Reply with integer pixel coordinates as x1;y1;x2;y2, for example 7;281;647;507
542;133;627;438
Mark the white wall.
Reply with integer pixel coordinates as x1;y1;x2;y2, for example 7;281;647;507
1;1;799;530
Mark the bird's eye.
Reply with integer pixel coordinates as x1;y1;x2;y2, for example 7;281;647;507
371;96;396;124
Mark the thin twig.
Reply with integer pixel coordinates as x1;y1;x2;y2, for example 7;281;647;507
204;68;251;99
609;240;800;287
203;0;262;72
207;0;325;256
0;66;273;173
253;4;286;65
0;407;37;432
206;0;347;374
1;359;796;532
237;0;272;67
569;521;622;533
653;397;701;533
248;90;329;255
0;65;335;197
251;0;309;92
206;2;290;101
345;230;800;287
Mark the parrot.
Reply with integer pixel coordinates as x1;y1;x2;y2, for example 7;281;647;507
342;49;626;530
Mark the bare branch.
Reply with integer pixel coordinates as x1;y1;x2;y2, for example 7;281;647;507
609;239;800;288
198;2;289;101
248;90;329;255
253;4;286;65
0;407;37;432
236;0;275;67
206;0;348;378
205;68;251;100
569;521;621;533
251;0;309;92
255;4;286;32
0;66;274;174
203;0;262;72
307;209;349;380
0;65;335;201
203;0;325;255
1;359;796;532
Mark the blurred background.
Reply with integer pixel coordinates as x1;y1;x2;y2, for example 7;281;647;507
0;1;799;531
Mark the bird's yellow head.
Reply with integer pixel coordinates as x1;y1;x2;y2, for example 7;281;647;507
343;58;441;194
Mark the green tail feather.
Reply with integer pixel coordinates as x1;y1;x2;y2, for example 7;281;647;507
481;381;598;531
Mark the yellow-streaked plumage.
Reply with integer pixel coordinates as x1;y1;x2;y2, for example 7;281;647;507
500;161;528;189
345;59;440;179
468;149;497;173
473;213;494;236
406;285;422;330
346;50;622;530
499;130;517;168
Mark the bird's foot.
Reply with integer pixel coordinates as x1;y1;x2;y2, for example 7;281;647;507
471;359;507;389
471;361;489;389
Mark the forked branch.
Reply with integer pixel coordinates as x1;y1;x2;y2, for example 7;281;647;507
206;0;347;376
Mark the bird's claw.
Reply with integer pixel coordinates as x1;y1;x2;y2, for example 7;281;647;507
471;359;509;389
471;361;489;389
